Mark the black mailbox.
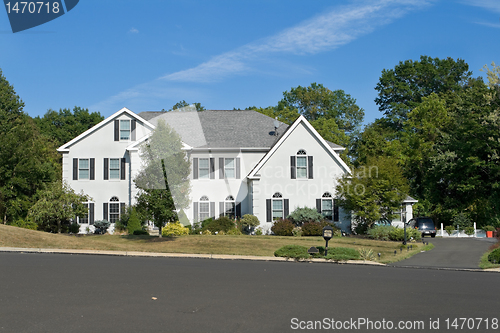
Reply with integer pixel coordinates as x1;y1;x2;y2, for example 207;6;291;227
322;226;334;256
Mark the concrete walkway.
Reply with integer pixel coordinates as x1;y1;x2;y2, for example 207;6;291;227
391;237;498;269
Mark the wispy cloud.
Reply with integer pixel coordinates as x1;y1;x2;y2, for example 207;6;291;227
129;27;139;34
462;0;500;13
474;20;500;28
92;0;431;112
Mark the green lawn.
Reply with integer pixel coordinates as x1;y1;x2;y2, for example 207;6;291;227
0;224;432;263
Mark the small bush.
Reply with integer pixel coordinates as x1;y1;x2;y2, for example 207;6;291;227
482;225;495;232
255;228;263;236
271;218;294;236
205;216;235;233
226;228;242;235
202;229;212;235
325;247;360;261
274;245;310;259
488;248;500;264
162;222;189;237
292;226;302;237
10;219;38;230
445;225;455;236
133;229;149;236
69;222;80;234
359;248;376;261
127;208;142;235
240;214;260;229
389;227;422;241
464;226;475;236
94;220;110;234
288;207;323;226
367;226;392;241
452;212;472;230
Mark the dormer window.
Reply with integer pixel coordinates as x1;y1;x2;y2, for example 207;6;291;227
114;119;136;141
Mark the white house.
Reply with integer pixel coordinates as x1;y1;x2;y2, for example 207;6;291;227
57;107;415;233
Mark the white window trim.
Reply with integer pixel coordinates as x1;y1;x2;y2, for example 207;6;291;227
224;158;235;179
272;193;283;220
224;195;235;218
198;158;210;179
109;158;120;179
79;158;90;180
120;119;131;141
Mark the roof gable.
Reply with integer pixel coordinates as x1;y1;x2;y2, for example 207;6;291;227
57;107;155;152
247;115;351;178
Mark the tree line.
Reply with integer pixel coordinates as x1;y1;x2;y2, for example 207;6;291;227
1;56;498;233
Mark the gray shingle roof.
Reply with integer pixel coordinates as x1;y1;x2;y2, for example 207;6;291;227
139;110;344;149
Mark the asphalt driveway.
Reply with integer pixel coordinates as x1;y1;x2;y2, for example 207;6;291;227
391;237;497;269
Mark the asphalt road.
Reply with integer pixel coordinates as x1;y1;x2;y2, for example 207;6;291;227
0;253;498;333
392;237;497;269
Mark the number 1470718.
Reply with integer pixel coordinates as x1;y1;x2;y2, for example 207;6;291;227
445;318;498;330
5;2;60;14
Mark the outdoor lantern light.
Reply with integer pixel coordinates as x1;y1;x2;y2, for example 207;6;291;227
322;226;334;256
400;248;402;254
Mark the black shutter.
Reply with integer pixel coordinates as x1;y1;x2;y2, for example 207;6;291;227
89;203;95;225
131;120;136;141
316;199;322;214
114;120;119;141
193;158;198;179
290;156;296;179
193;202;199;223
90;158;95;180
104;158;109;180
236;202;241;218
120;203;125;216
308;156;313;179
103;203;108;221
210;158;215;179
333;199;339;222
121;158;126;180
73;158;78;180
266;199;272;222
284;199;289;218
236;158;240;179
219;202;224;217
219;158;224;179
210;202;215;218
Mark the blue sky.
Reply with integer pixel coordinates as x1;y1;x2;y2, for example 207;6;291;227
1;0;499;125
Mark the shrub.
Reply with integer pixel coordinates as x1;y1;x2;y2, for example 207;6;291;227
189;222;202;235
464;226;475;236
301;221;338;236
389;226;421;241
255;228;263;236
240;214;260;228
292;227;302;237
367;226;392;241
205;216;235;233
94;220;110;234
452;212;472;230
271;218;294;236
162;222;189;237
10;219;38;230
274;245;310;259
325;247;360;261
359;248;376;261
127;208;142;235
69;222;80;234
202;229;212;235
482;225;495;232
226;228;242;235
445;225;455;236
488;248;500;264
288;207;323;226
133;229;149;236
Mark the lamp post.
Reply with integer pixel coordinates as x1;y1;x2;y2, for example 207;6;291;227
322;226;334;256
403;220;407;246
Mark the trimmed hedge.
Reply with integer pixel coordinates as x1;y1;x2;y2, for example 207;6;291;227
162;222;189;237
367;225;421;241
271;218;294;236
325;247;360;261
274;245;310;259
204;216;235;233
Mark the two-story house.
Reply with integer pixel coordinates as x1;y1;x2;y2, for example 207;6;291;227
58;107;415;233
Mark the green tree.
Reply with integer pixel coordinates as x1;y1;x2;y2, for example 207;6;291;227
0;68;25;135
28;180;91;233
481;61;500;88
165;100;206;112
375;55;472;129
336;156;409;231
33;107;104;147
134;120;191;237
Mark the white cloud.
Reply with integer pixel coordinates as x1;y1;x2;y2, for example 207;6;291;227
461;0;500;13
129;27;139;34
474;20;500;28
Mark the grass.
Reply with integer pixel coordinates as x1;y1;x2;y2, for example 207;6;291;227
0;224;431;263
479;242;500;269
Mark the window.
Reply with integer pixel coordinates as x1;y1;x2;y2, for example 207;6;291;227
272;192;283;220
79;159;89;179
199;196;210;221
224;195;235;219
296;156;307;178
321;192;333;220
199;158;209;179
79;203;89;224
291;150;312;179
109;158;120;179
224;158;235;178
109;196;120;223
120;120;130;140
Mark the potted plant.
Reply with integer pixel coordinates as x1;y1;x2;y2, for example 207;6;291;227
482;225;495;238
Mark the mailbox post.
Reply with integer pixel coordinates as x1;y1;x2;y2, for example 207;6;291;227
322;226;334;256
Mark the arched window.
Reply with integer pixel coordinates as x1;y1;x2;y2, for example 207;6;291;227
109;196;120;223
320;192;333;221
199;196;210;221
272;192;283;220
296;150;308;178
297;149;307;155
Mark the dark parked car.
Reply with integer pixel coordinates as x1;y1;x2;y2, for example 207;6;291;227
408;217;436;238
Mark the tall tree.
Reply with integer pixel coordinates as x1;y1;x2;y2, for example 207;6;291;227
134;120;191;237
165;100;206;112
375;55;472;129
34;107;104;147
